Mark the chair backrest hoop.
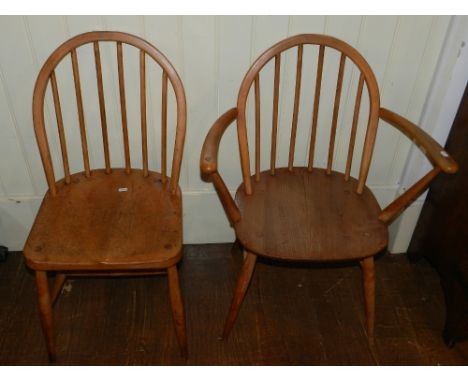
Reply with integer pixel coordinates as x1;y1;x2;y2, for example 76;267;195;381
236;34;380;195
33;31;186;195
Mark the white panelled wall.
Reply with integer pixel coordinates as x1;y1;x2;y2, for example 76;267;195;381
0;16;465;251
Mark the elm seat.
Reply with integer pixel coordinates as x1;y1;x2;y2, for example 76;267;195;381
24;169;182;272
235;168;388;262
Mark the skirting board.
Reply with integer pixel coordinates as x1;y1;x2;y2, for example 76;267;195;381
0;184;417;253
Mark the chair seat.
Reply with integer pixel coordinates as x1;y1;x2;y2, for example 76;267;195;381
24;169;182;271
234;167;388;261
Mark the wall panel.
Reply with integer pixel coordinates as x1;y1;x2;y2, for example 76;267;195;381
0;15;456;250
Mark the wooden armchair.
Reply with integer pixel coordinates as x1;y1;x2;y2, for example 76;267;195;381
24;32;187;361
200;34;458;341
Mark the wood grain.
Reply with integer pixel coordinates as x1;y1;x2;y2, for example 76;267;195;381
24;169;183;271
70;48;91;177
117;41;131;174
27;31;188;360
93;41;111;174
308;45;324;171
234;168;388;261
3;246;468;365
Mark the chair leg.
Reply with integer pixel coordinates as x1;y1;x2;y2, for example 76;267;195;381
35;271;56;362
360;256;375;341
167;265;188;358
222;250;257;339
51;273;67;306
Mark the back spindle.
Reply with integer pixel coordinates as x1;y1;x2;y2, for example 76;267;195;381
254;74;261;181
327;52;346;175
308;45;325;171
140;50;148;177
270;53;281;175
50;71;71;184
71;48;91;177
345;73;365;181
288;44;303;171
117;42;131;174
93;42;111;174
161;70;168;183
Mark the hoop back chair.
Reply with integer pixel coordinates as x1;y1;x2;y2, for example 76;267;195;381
24;31;187;361
200;34;458;340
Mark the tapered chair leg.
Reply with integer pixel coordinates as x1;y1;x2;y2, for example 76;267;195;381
35;271;56;362
360;256;375;342
167;265;187;358
222;250;257;339
51;273;67;306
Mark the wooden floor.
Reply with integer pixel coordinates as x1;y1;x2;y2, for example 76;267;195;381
0;243;467;365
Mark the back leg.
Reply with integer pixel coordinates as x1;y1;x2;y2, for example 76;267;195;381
167;265;188;358
51;273;67;306
35;271;56;362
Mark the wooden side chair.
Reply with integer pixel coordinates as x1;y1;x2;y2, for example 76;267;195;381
200;34;458;342
24;32;187;361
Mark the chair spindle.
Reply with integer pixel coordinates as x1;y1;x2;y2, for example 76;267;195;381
254;74;261;181
288;44;303;171
140;50;148;177
270;53;281;175
308;45;325;171
71;48;91;177
93;42;111;174
345;73;365;181
50;71;71;184
327;52;346;175
117;42;131;174
161;70;168;183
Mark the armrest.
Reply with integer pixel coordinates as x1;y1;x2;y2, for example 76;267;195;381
379;108;458;174
200;108;241;224
200;107;238;175
378;108;459;225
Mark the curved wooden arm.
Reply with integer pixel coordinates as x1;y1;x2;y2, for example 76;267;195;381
379;108;458;174
378;108;458;225
200;108;241;224
200;108;238;175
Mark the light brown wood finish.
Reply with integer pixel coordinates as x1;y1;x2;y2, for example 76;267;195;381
140;50;148;177
168;265;188;358
379;108;458;173
380;167;441;225
50;273;67;306
236;34;381;194
222;251;257;339
254;74;261;181
93;42;111;174
345;73;365;181
70;48;91;177
234;168;387;261
117;41;131;174
377;107;458;225
162;71;168;183
308;44;324;171
25;170;183;272
35;271;56;362
50;71;71;184
288;44;303;171
327;52;346;175
270;54;281;175
200;108;241;224
26;31;188;361
201;34;457;344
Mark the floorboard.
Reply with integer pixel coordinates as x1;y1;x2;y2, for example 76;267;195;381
0;244;467;365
